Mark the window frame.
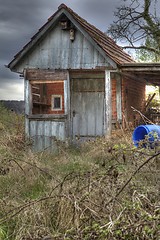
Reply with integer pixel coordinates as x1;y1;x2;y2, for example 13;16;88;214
51;95;63;111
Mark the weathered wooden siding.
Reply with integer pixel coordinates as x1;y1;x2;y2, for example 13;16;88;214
27;119;66;151
15;25;110;72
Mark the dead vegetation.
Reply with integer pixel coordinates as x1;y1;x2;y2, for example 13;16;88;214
0;104;160;239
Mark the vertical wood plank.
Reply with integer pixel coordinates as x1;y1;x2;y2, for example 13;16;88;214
105;70;112;137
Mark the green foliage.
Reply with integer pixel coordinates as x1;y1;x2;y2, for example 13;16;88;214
0;225;8;240
136;37;160;63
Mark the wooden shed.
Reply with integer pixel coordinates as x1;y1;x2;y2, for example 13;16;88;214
7;4;160;150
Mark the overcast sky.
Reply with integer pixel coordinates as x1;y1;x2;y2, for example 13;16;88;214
0;0;125;100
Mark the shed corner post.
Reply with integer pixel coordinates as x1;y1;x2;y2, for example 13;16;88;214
24;69;31;138
104;70;112;138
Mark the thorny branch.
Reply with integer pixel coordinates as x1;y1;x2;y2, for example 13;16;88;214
0;150;159;225
107;151;160;205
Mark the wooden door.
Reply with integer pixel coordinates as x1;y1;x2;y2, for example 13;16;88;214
71;78;105;140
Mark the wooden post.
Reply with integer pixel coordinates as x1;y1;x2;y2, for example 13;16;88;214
116;73;122;122
24;70;32;116
105;70;112;137
66;71;71;138
24;70;32;137
64;79;68;115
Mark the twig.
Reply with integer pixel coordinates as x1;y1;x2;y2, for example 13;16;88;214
11;159;25;174
145;93;156;110
13;158;54;179
107;151;160;205
49;172;75;196
131;106;155;124
0;172;77;224
0;196;55;224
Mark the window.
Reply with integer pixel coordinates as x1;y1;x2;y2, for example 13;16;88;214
31;82;64;114
52;95;62;110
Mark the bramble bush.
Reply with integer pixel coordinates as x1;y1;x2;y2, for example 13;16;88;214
0;104;159;239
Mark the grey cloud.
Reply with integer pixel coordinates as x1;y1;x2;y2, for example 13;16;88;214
0;82;24;100
70;0;120;31
0;0;121;100
0;65;17;80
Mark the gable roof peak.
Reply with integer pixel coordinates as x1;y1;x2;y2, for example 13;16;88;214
58;3;67;10
8;3;134;70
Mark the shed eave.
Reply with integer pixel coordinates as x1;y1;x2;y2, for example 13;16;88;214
120;62;160;86
120;63;160;71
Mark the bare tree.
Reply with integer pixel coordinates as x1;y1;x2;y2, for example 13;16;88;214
108;0;160;58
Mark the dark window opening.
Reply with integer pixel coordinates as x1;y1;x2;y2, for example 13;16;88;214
54;97;61;109
52;95;62;110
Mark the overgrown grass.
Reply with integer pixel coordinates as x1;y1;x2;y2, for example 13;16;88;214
0;103;159;239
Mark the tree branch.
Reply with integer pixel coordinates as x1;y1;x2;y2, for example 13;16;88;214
122;45;160;54
107;0;160;57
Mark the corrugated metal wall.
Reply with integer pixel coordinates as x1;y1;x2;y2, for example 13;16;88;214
27;119;66;151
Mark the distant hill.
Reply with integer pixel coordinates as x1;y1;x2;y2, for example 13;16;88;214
0;100;25;114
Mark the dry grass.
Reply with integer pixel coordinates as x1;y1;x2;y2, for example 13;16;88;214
0;104;159;239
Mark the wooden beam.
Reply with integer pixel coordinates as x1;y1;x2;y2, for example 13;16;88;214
28;114;67;120
26;69;68;81
30;80;64;84
24;78;32;116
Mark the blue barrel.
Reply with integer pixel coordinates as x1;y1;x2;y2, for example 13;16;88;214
133;124;160;147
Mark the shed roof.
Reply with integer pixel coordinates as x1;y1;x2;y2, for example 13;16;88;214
8;3;134;70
